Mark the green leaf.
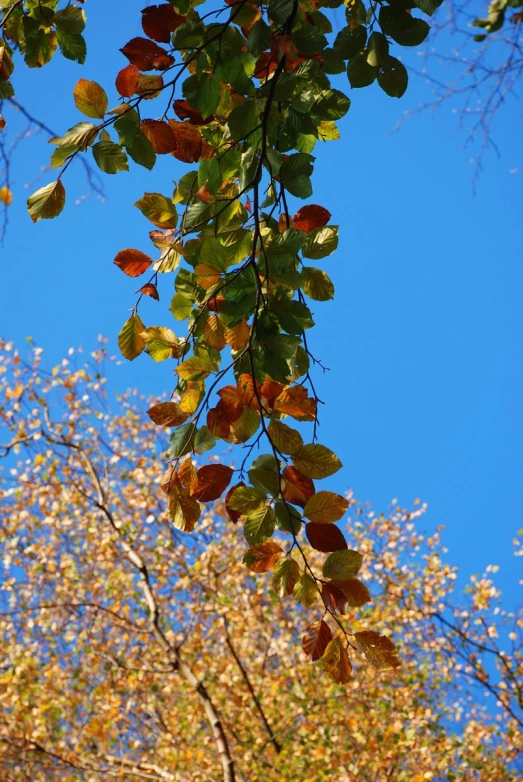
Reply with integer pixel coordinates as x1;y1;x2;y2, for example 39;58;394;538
312;89;351;121
170;293;194;320
302;267;335;301
292;443;342;479
92;141;129;175
275;500;302;535
56;30;86;63
292;27;327;55
334;25;367;59
413;0;444;16
302;226;339;259
54;5;86;34
176;355;216;381
227;485;267;514
366;32;389;67
379;6;430;47
347;52;378;88
272;558;300;597
244;506;276;545
377;56;408;98
168;423;197;458
323;550;363;580
50;146;77;168
73;79;108;119
50;122;97;150
114;109;156;170
117;313;146;361
194;426;217;455
280;153;314;199
247;18;270;57
27;180;65;222
0;80;15;99
294;573;319;606
182;73;221;118
135;193;178;229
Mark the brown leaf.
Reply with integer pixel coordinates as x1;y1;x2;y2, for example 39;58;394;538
141;4;186;43
191;464;234;502
321;582;349;615
168;120;203;163
292;204;331;233
282;466;315;509
225;319;250;352
207;408;232;440
147;401;189;427
115;64;140;97
203;315;227;351
243;540;283;573
321;637;352;683
139;283;159;301
140;119;177;153
354;631;400;670
216;386;244;422
114;248;152;277
135;74;164;100
195;264;221;290
306;522;347;553
260;378;284;409
173;99;209;125
330;579;371;608
302;619;332;661
120;37;174;71
178;458;198;494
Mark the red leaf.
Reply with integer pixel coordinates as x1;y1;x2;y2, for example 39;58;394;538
206;408;232;440
216;386;244;423
302;619;332;661
141;4;186;43
306;522;348;553
120;37;174;71
254;51;278;79
321;582;348;615
292;204;332;233
282;466;315;509
139;283;159;301
115;64;140;97
140;119;177;153
114;248;152;277
192;464;234;502
168;120;203;163
224;481;245;523
173;99;209;125
260;378;284;410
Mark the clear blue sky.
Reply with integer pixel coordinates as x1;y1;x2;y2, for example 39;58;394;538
1;2;521;603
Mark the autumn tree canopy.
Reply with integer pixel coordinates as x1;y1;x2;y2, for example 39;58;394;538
0;342;521;780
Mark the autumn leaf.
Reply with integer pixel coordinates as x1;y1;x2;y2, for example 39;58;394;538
141;4;186;43
27;181;66;222
282;465;315;508
243;540;283;573
147;401;189;427
115;64;140;97
294;573;319;606
354;631;400;670
321;637;352;683
191;464;233;502
169;488;201;533
177;458;199;494
268;419;303;456
306;522;348;553
140;120;177;154
224;481;245;523
227;485;267;515
114;248;152;277
303;491;349;524
139;283;159;300
203;315;227;351
272;558;300;597
0;186;12;206
73;79;107;119
274;385;316;421
330;578;371;608
120;37;174;70
302;619;332;661
292;204;331;232
225;319;250;351
168;120;203;163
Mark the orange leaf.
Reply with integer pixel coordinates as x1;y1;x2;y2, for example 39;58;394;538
281;465;315;509
139;283;159;301
225;319;250;352
168;120;203;163
178;458;198;494
203;315;226;351
141;4;185;43
302;619;332;661
140;119;177;153
216;386;244;422
237;374;260;409
206;295;226;312
173;99;208;125
114;248;152;277
115;64;140;97
260;378;284;409
195;264;221;290
306;522;347;553
120;37;174;71
147;401;189;427
274;385;316;421
292;204;331;233
192;464;234;502
243;541;283;573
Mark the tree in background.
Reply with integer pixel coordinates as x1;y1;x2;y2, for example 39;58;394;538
0;341;521;780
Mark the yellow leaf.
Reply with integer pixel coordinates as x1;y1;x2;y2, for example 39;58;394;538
303;491;349;524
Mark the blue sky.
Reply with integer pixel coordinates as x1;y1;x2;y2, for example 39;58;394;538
1;2;521;603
